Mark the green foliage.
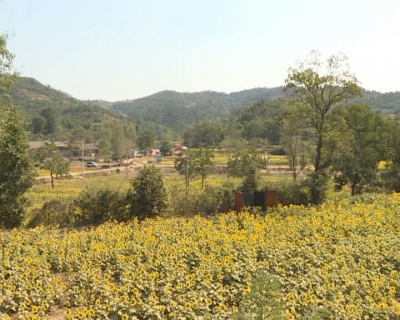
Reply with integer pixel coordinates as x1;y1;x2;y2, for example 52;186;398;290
285;51;362;204
27;199;73;228
269;147;286;155
112;88;286;130
137;130;155;155
234;100;284;145
379;118;400;192
73;188;127;225
127;165;169;220
232;273;285;320
159;140;172;156
97;139;112;160
263;179;311;206
0;35;36;228
331;104;387;195
167;181;238;217
193;148;215;189
185;121;224;147
35;143;70;189
228;149;262;192
174;149;197;185
40;107;56;136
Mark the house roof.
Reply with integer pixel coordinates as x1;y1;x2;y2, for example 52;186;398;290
84;143;99;151
29;141;70;149
53;142;69;148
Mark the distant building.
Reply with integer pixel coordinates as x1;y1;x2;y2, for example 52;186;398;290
83;143;99;157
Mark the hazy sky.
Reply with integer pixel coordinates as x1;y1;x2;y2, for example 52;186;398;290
1;0;399;101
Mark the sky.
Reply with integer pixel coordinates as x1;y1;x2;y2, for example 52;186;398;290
1;0;400;101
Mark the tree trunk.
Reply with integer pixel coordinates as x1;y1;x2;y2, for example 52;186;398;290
50;171;54;189
351;181;357;196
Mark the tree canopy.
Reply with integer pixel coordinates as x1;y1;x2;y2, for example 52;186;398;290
0;34;36;228
285;51;362;203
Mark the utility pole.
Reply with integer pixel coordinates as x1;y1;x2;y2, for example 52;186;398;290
182;146;189;203
81;140;84;179
186;154;188;201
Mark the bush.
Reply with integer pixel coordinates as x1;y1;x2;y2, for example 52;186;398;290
263;179;311;206
167;180;239;217
27;199;73;228
269;146;286;155
127;165;169;220
73;188;127;225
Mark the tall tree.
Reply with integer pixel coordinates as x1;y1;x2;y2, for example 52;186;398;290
284;51;362;203
0;34;36;228
111;125;127;157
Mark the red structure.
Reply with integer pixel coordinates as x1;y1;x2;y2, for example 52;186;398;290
235;191;276;212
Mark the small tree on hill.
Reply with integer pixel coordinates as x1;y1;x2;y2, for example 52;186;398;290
127;165;169;220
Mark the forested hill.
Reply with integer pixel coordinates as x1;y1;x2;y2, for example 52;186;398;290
8;77;400;136
8;77;127;142
9;77;79;115
111;87;286;127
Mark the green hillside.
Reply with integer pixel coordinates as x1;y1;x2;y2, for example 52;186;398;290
8;77;400;142
8;77;129;142
111;87;286;127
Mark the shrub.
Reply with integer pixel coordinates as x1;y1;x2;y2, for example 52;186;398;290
269;146;286;155
127;165;169;220
263;179;311;206
167;180;239;217
73;188;127;225
27;199;73;228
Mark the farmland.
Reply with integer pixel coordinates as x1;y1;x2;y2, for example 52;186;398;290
1;191;400;319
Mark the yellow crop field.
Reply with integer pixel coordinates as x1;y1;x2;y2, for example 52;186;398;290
1;193;400;319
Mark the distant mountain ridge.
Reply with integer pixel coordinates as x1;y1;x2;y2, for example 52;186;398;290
8;77;400;133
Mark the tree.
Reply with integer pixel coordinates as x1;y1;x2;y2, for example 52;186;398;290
373;118;400;191
331;104;386;195
227;149;262;192
284;51;362;203
127;165;169;220
40;107;56;136
31;116;47;135
193;148;214;189
174;148;197;187
137;130;155;155
0;34;37;228
111;125;127;157
97;139;112;160
159;140;172;156
35;143;70;189
280;109;309;181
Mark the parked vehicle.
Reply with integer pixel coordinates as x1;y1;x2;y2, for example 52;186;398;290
85;161;97;167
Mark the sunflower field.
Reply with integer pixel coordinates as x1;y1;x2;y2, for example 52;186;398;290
1;193;400;319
